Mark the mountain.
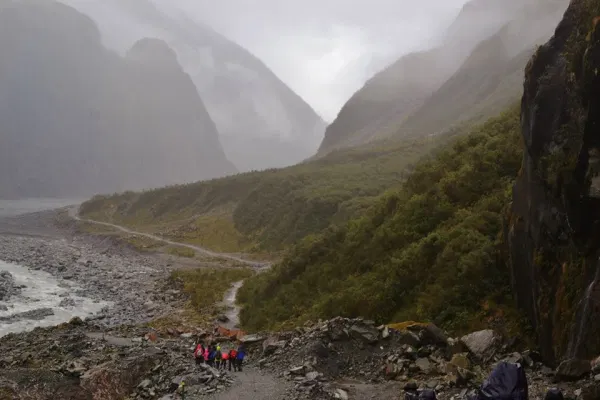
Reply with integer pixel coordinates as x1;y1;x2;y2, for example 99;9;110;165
508;0;600;363
60;0;327;172
0;0;236;199
318;0;568;155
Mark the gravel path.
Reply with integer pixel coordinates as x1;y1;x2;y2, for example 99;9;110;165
204;368;293;400
71;207;269;268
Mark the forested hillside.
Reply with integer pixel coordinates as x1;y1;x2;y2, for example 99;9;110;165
238;106;523;333
80;131;458;253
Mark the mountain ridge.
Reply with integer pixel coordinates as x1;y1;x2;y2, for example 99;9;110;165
0;1;236;199
61;0;326;172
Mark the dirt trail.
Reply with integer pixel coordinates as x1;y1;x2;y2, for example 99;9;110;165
70;207;270;268
204;368;292;400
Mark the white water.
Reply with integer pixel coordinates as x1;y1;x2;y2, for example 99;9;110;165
570;259;600;357
0;260;111;337
221;281;244;330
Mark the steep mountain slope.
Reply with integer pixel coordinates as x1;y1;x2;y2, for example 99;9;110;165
239;106;523;333
397;0;567;138
507;0;600;363
61;0;326;172
318;0;567;155
0;1;235;199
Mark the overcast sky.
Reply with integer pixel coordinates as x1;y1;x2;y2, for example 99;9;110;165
156;0;470;121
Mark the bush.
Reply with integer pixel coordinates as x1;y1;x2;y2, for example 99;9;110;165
238;105;523;334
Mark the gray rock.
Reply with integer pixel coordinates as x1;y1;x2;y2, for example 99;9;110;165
333;388;349;399
460;330;501;360
398;331;421;347
349;323;379;344
290;366;306;375
0;271;20;301
0;307;54;323
555;359;591;382
305;371;320;381
415;357;432;373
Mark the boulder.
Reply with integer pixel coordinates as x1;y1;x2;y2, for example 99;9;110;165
349;323;379;344
262;336;286;356
416;324;448;346
415;357;432;374
446;353;471;373
460;330;501;360
240;334;265;344
592;355;600;373
555;359;591;382
397;331;421;347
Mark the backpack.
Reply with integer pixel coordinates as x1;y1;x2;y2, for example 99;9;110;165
229;349;237;359
194;345;203;358
473;362;528;400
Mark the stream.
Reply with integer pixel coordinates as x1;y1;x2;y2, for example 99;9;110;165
0;260;110;337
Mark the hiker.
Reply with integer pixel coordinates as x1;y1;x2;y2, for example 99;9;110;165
208;345;217;367
236;343;246;372
194;342;205;365
203;346;209;364
215;345;223;369
228;347;238;371
221;349;229;370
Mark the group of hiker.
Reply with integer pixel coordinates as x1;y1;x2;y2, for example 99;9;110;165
193;342;246;372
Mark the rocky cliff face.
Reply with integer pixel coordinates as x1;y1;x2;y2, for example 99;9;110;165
0;1;235;199
507;0;600;363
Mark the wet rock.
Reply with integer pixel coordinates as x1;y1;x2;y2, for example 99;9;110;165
592;355;600;373
0;271;20;301
290;366;306;375
415;357;432;373
262;335;286;356
460;330;501;360
414;323;448;346
240;334;265;344
349;323;379;344
555;359;591;382
0;308;54;323
447;353;471;372
398;331;422;347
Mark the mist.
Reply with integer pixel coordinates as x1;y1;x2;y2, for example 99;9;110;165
61;0;471;121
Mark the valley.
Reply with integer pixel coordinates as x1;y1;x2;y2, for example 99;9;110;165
5;0;600;398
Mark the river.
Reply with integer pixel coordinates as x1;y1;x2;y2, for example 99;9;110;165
0;198;110;337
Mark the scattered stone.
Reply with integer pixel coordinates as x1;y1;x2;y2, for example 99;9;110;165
415;358;432;374
349;323;379;344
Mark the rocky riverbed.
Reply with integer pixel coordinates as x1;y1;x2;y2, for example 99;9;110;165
2;209;600;400
0;233;183;329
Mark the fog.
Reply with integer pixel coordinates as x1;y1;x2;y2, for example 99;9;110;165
0;0;567;199
62;0;470;121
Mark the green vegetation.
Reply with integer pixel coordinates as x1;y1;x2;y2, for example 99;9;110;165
171;267;254;311
80;132;460;253
238;105;526;335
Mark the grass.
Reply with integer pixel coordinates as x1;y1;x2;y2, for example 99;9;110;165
171;267;254;311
